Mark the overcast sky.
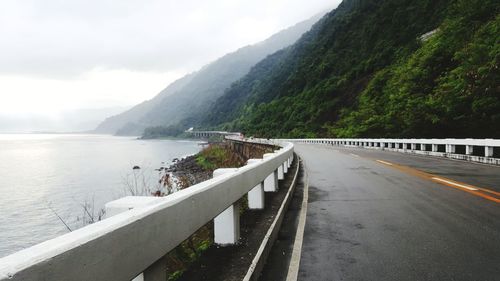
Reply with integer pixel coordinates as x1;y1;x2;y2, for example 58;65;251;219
0;0;340;117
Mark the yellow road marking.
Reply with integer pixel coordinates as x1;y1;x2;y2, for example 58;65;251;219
376;160;393;166
374;159;500;204
431;177;478;191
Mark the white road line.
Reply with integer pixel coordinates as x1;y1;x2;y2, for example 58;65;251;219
376;160;393;166
349;153;360;158
286;161;309;281
431;177;479;191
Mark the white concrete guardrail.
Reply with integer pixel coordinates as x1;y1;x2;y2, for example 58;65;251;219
0;139;294;281
287;138;500;165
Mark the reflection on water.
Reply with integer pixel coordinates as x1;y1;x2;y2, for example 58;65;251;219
0;134;201;257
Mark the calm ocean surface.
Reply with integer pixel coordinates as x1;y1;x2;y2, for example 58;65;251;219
0;134;202;258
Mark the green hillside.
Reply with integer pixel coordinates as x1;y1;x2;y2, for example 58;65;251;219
200;0;499;138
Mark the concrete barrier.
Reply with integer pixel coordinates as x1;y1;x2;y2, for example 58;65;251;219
0;140;294;281
263;153;279;192
246;159;265;210
287;138;500;165
213;168;240;245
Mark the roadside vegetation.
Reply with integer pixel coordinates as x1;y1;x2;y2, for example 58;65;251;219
141;124;188;139
333;0;500;138
196;143;246;170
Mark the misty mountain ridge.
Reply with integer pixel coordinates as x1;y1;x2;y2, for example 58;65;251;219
94;12;325;135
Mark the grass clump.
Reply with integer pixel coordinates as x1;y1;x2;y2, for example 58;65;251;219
195;143;245;171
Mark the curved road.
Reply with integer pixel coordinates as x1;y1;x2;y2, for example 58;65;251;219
294;144;500;281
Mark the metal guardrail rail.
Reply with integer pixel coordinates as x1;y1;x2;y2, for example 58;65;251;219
0;139;294;281
287;138;500;165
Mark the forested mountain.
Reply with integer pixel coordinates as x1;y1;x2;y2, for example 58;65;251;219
200;0;499;138
94;14;323;135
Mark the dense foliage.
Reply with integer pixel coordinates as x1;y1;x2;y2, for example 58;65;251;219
141;124;186;139
195;144;246;170
334;0;500;138
200;0;499;138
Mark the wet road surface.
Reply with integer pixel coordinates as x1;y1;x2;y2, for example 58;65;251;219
295;144;500;281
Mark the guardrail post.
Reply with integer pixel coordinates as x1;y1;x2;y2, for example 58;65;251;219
485;146;493;157
248;181;265;209
263;153;279;192
432;144;438;152
466;145;473;155
277;160;285;180
246;159;265;209
213;168;240;245
214;203;240;245
421;144;426;151
283;161;288;174
446;144;455;153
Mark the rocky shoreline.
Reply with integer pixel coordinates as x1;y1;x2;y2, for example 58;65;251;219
166;154;213;187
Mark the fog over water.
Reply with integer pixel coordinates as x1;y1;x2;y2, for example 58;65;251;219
0;134;201;257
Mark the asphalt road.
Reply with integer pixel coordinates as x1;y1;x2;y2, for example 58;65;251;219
294;144;500;281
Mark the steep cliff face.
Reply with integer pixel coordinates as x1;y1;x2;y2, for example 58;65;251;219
94;14;323;135
200;0;499;138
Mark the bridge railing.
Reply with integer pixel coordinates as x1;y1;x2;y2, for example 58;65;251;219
0;140;294;281
287;138;500;165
